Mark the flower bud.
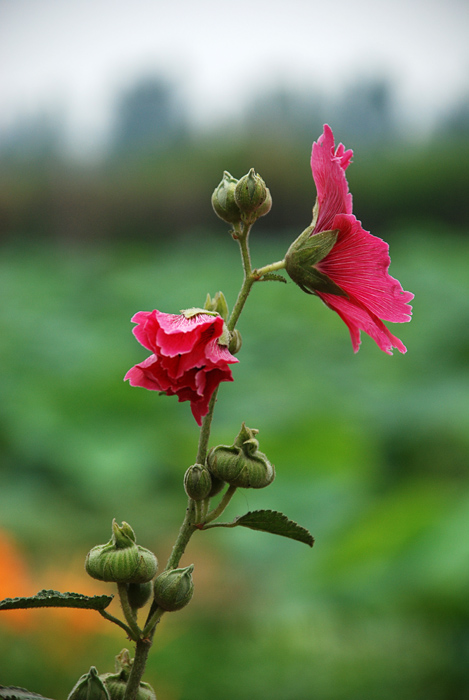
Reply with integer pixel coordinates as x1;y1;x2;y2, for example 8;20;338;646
99;675;156;700
153;564;194;611
207;423;275;489
184;464;212;501
85;520;158;584
228;329;242;355
204;291;229;322
126;581;153;609
234;169;267;218
68;667;110;700
211;171;241;224
254;186;272;218
207;473;225;497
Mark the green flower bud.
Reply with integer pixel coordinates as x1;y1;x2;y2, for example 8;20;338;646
207;472;225;497
228;329;242;355
207;423;275;489
153;564;194;612
68;667;110;700
211;171;241;224
99;675;156;700
285;227;348;297
204;291;229;322
234;169;267;218
85;520;158;584
126;581;153;609
184;464;212;501
254;186;272;219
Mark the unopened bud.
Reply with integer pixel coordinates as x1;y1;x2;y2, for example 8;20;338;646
211;171;241;224
228;329;242;355
184;464;212;501
85;520;158;584
68;667;110;700
99;675;156;700
207;423;275;489
153;564;194;612
234;169;267;219
126;581;153;609
204;291;229;321
254;187;272;218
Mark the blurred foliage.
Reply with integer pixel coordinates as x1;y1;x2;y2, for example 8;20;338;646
0;135;467;246
0;217;469;698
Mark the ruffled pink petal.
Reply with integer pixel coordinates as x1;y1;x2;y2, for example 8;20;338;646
203;339;239;367
124;354;174;391
311;124;353;233
131;311;160;352
317;214;414;323
155;312;223;357
190;366;234;425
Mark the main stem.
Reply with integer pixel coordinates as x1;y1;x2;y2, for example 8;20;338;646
123;223;285;700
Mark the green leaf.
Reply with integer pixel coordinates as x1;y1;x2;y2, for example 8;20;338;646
234;510;314;546
0;589;113;612
0;687;55;700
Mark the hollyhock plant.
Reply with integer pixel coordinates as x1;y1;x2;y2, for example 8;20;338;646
285;124;413;354
124;309;238;425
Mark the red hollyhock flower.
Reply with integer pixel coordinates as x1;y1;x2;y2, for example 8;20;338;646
285;124;413;354
124;309;238;425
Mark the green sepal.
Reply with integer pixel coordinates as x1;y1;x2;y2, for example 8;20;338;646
67;667;110;700
181;307;218;319
0;590;113;612
0;687;55;700
234;510;314;547
285;228;348;297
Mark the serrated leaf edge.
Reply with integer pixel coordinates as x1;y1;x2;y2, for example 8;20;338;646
234;509;314;547
0;589;113;611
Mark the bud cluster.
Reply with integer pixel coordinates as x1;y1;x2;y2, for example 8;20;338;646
211;169;272;226
207;423;275;489
85;520;158;584
68;651;156;700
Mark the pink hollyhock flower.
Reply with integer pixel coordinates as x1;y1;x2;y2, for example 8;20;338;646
124;309;238;425
285;124;413;354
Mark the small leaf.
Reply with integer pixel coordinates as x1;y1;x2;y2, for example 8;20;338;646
0;687;55;700
258;273;287;283
234;510;314;546
0;589;113;612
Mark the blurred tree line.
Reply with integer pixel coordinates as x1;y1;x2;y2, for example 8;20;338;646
0;73;468;246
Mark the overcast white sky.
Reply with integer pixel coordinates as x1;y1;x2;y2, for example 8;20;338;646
1;0;468;147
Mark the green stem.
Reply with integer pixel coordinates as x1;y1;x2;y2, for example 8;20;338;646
228;226;255;332
165;499;198;572
117;583;142;641
123;638;152;700
204;484;237;524
98;609;134;638
142;606;165;640
196;389;219;465
254;259;286;277
200;520;238;530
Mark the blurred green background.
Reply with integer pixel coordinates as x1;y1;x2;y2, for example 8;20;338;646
1;2;469;698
